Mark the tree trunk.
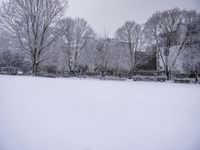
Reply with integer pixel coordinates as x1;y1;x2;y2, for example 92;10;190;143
69;70;73;76
195;73;198;84
32;49;38;76
130;67;135;78
166;70;171;80
32;63;39;76
101;71;104;78
101;70;106;79
165;64;171;80
32;60;37;76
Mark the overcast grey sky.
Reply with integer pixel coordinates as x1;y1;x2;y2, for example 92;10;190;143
0;0;199;36
67;0;200;36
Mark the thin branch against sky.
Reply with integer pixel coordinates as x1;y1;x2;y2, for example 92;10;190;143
0;0;199;36
68;0;200;36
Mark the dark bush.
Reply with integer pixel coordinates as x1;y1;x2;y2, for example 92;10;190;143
132;75;167;82
174;78;192;84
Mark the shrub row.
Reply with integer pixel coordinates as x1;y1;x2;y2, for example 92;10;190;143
132;76;167;82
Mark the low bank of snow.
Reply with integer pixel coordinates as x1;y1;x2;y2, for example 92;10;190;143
0;75;200;150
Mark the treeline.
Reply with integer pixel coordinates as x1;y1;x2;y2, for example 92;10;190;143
0;0;199;82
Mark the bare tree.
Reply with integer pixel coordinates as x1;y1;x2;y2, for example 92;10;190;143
59;17;94;76
182;14;200;83
95;35;111;78
115;21;143;76
183;48;200;83
0;0;67;75
144;8;199;80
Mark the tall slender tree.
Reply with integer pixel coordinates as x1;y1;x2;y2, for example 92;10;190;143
59;17;94;76
115;21;143;76
95;34;111;78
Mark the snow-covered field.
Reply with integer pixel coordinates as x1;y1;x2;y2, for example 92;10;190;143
0;75;200;150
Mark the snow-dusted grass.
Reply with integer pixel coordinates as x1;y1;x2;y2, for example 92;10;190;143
0;75;200;150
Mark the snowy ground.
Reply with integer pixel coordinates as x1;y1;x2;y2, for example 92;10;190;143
0;75;200;150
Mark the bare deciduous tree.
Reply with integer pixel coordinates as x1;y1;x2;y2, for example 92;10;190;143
95;35;111;78
0;0;67;75
183;48;200;83
115;21;143;76
182;14;200;83
59;17;94;76
144;8;199;80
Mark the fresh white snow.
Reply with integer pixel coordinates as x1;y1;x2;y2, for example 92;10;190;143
0;75;200;150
